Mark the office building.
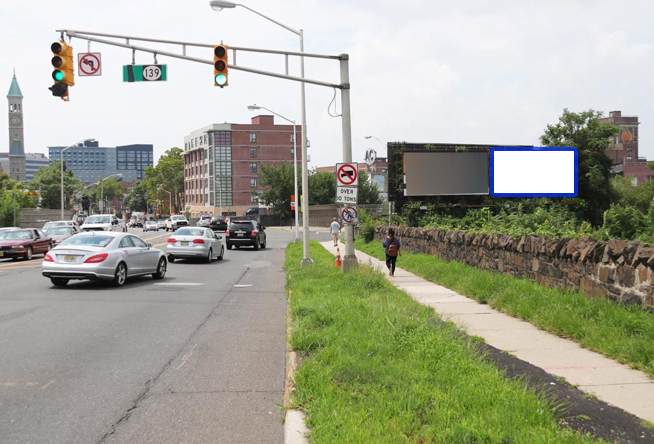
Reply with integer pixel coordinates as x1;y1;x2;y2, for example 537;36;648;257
49;140;153;184
184;115;301;216
25;153;50;181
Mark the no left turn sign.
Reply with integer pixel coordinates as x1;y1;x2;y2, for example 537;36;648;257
78;53;102;76
336;163;358;186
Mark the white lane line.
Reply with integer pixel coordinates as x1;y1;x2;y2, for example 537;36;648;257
234;284;253;288
155;282;204;286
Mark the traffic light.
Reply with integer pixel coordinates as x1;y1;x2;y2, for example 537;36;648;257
49;40;74;101
213;44;228;87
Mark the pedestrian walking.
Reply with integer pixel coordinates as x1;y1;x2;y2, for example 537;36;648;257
330;217;342;247
383;228;401;276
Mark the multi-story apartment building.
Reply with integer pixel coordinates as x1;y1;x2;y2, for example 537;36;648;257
48;139;153;184
183;115;301;216
598;110;640;165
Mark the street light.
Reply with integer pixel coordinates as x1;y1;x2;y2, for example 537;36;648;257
60;138;92;220
210;1;311;266
248;104;299;243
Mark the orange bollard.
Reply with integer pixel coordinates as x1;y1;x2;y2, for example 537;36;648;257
335;247;342;268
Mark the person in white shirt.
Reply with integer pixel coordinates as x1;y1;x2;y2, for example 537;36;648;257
330;217;341;247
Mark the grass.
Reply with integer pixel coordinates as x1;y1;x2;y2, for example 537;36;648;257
286;241;599;443
354;238;654;379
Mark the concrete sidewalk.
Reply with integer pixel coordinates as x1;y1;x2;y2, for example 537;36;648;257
320;241;654;423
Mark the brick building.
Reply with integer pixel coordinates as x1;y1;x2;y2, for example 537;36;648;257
598;110;640;165
183;115;301;216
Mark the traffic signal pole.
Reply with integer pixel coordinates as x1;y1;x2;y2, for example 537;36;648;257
56;29;357;270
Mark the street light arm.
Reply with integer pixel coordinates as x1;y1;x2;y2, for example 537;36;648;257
236;4;301;36
248;105;293;125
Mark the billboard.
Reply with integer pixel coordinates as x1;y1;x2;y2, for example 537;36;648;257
403;151;489;196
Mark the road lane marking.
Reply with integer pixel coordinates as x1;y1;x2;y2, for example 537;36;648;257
176;344;197;370
41;379;56;390
154;282;204;286
234;284;253;288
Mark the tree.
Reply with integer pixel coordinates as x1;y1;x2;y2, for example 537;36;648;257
123;181;148;212
358;170;382;205
540;109;619;226
29;161;83;210
308;171;336;205
87;177;124;205
143;147;184;213
258;163;296;222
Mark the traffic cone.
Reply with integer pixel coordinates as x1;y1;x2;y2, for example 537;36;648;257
335;247;342;268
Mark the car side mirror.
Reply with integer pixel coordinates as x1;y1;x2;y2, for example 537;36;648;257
216;235;223;240
147;242;152;248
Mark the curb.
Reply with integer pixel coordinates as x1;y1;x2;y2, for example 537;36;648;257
284;291;310;444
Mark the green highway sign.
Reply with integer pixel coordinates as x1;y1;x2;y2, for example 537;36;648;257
123;64;167;82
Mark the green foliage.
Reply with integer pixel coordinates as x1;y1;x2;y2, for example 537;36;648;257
601;204;646;241
258;163;296;222
308;170;335;205
357;170;382;205
87;177;124;204
123;181;148;212
143;147;184;214
29;161;83;210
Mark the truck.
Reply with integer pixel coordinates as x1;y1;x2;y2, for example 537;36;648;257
129;212;146;228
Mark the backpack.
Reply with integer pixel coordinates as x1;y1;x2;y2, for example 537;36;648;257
388;239;398;257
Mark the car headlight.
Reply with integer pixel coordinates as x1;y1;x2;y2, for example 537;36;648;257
11;245;25;250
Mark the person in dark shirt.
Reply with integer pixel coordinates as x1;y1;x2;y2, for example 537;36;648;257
382;228;401;276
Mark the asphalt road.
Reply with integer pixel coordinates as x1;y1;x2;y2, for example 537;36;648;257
0;227;292;444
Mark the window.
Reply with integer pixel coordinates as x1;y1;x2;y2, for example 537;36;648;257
250;147;257;158
626;156;633;162
291;147;295;159
251;193;259;203
250;178;257;188
291;132;295;143
249;132;257;143
131;236;148;248
119;236;135;248
250;162;257;173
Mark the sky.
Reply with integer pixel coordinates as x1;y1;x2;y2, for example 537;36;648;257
2;0;654;168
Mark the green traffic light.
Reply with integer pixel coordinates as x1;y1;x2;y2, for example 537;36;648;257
53;70;64;82
215;73;227;86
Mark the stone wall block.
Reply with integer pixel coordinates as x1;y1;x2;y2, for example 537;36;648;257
617;266;636;287
607;240;627;261
621;241;642;266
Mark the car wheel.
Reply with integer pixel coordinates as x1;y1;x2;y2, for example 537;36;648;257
112;262;127;287
25;247;33;260
51;278;69;287
167;255;175;263
218;246;224;261
227;244;233;250
253;239;260;251
205;248;213;263
153;258;167;279
261;239;266;249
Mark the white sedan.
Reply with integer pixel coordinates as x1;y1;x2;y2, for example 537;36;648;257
166;227;225;263
42;232;167;287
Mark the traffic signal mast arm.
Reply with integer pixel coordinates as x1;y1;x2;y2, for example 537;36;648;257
56;29;346;89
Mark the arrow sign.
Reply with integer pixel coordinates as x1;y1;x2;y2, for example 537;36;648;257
336;163;358;186
78;53;102;76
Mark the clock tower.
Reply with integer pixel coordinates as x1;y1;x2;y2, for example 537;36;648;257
7;70;26;182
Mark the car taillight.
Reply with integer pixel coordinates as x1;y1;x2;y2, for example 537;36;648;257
193;239;205;244
44;253;53;262
167;238;176;243
85;253;108;263
225;230;230;235
251;230;258;236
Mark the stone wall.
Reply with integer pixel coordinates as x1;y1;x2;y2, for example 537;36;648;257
375;226;654;310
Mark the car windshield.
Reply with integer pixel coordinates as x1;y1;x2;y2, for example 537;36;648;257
60;235;114;247
146;221;156;225
175;228;205;237
44;222;66;230
172;216;186;221
85;216;111;224
50;227;74;235
0;230;32;240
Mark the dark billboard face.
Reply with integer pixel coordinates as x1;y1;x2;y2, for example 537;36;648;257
403;151;489;196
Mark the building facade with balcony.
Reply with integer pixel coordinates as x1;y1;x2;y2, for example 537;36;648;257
183;115;301;217
48;139;153;184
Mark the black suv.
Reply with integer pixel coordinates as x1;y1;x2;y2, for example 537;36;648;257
209;216;228;232
226;220;266;250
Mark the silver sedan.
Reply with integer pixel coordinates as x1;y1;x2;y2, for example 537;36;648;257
166;227;225;263
42;232;167;287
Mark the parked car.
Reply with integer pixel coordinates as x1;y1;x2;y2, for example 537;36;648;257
166;227;225;263
165;215;189;231
43;220;77;233
226;220;266;250
80;214;122;232
197;215;212;227
208;216;228;232
42;232;167;287
157;219;167;230
143;220;159;232
0;228;53;260
48;226;79;246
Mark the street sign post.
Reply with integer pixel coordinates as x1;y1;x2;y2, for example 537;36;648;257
123;64;168;82
78;53;102;76
336;186;358;205
341;206;359;224
336;163;358;187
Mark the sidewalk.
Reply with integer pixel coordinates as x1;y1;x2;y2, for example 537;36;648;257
320;241;654;423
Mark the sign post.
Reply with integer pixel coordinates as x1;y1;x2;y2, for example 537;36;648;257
78;53;102;76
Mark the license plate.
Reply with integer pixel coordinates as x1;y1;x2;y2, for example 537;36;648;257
64;255;75;262
237;233;244;237
181;241;189;246
0;252;3;257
